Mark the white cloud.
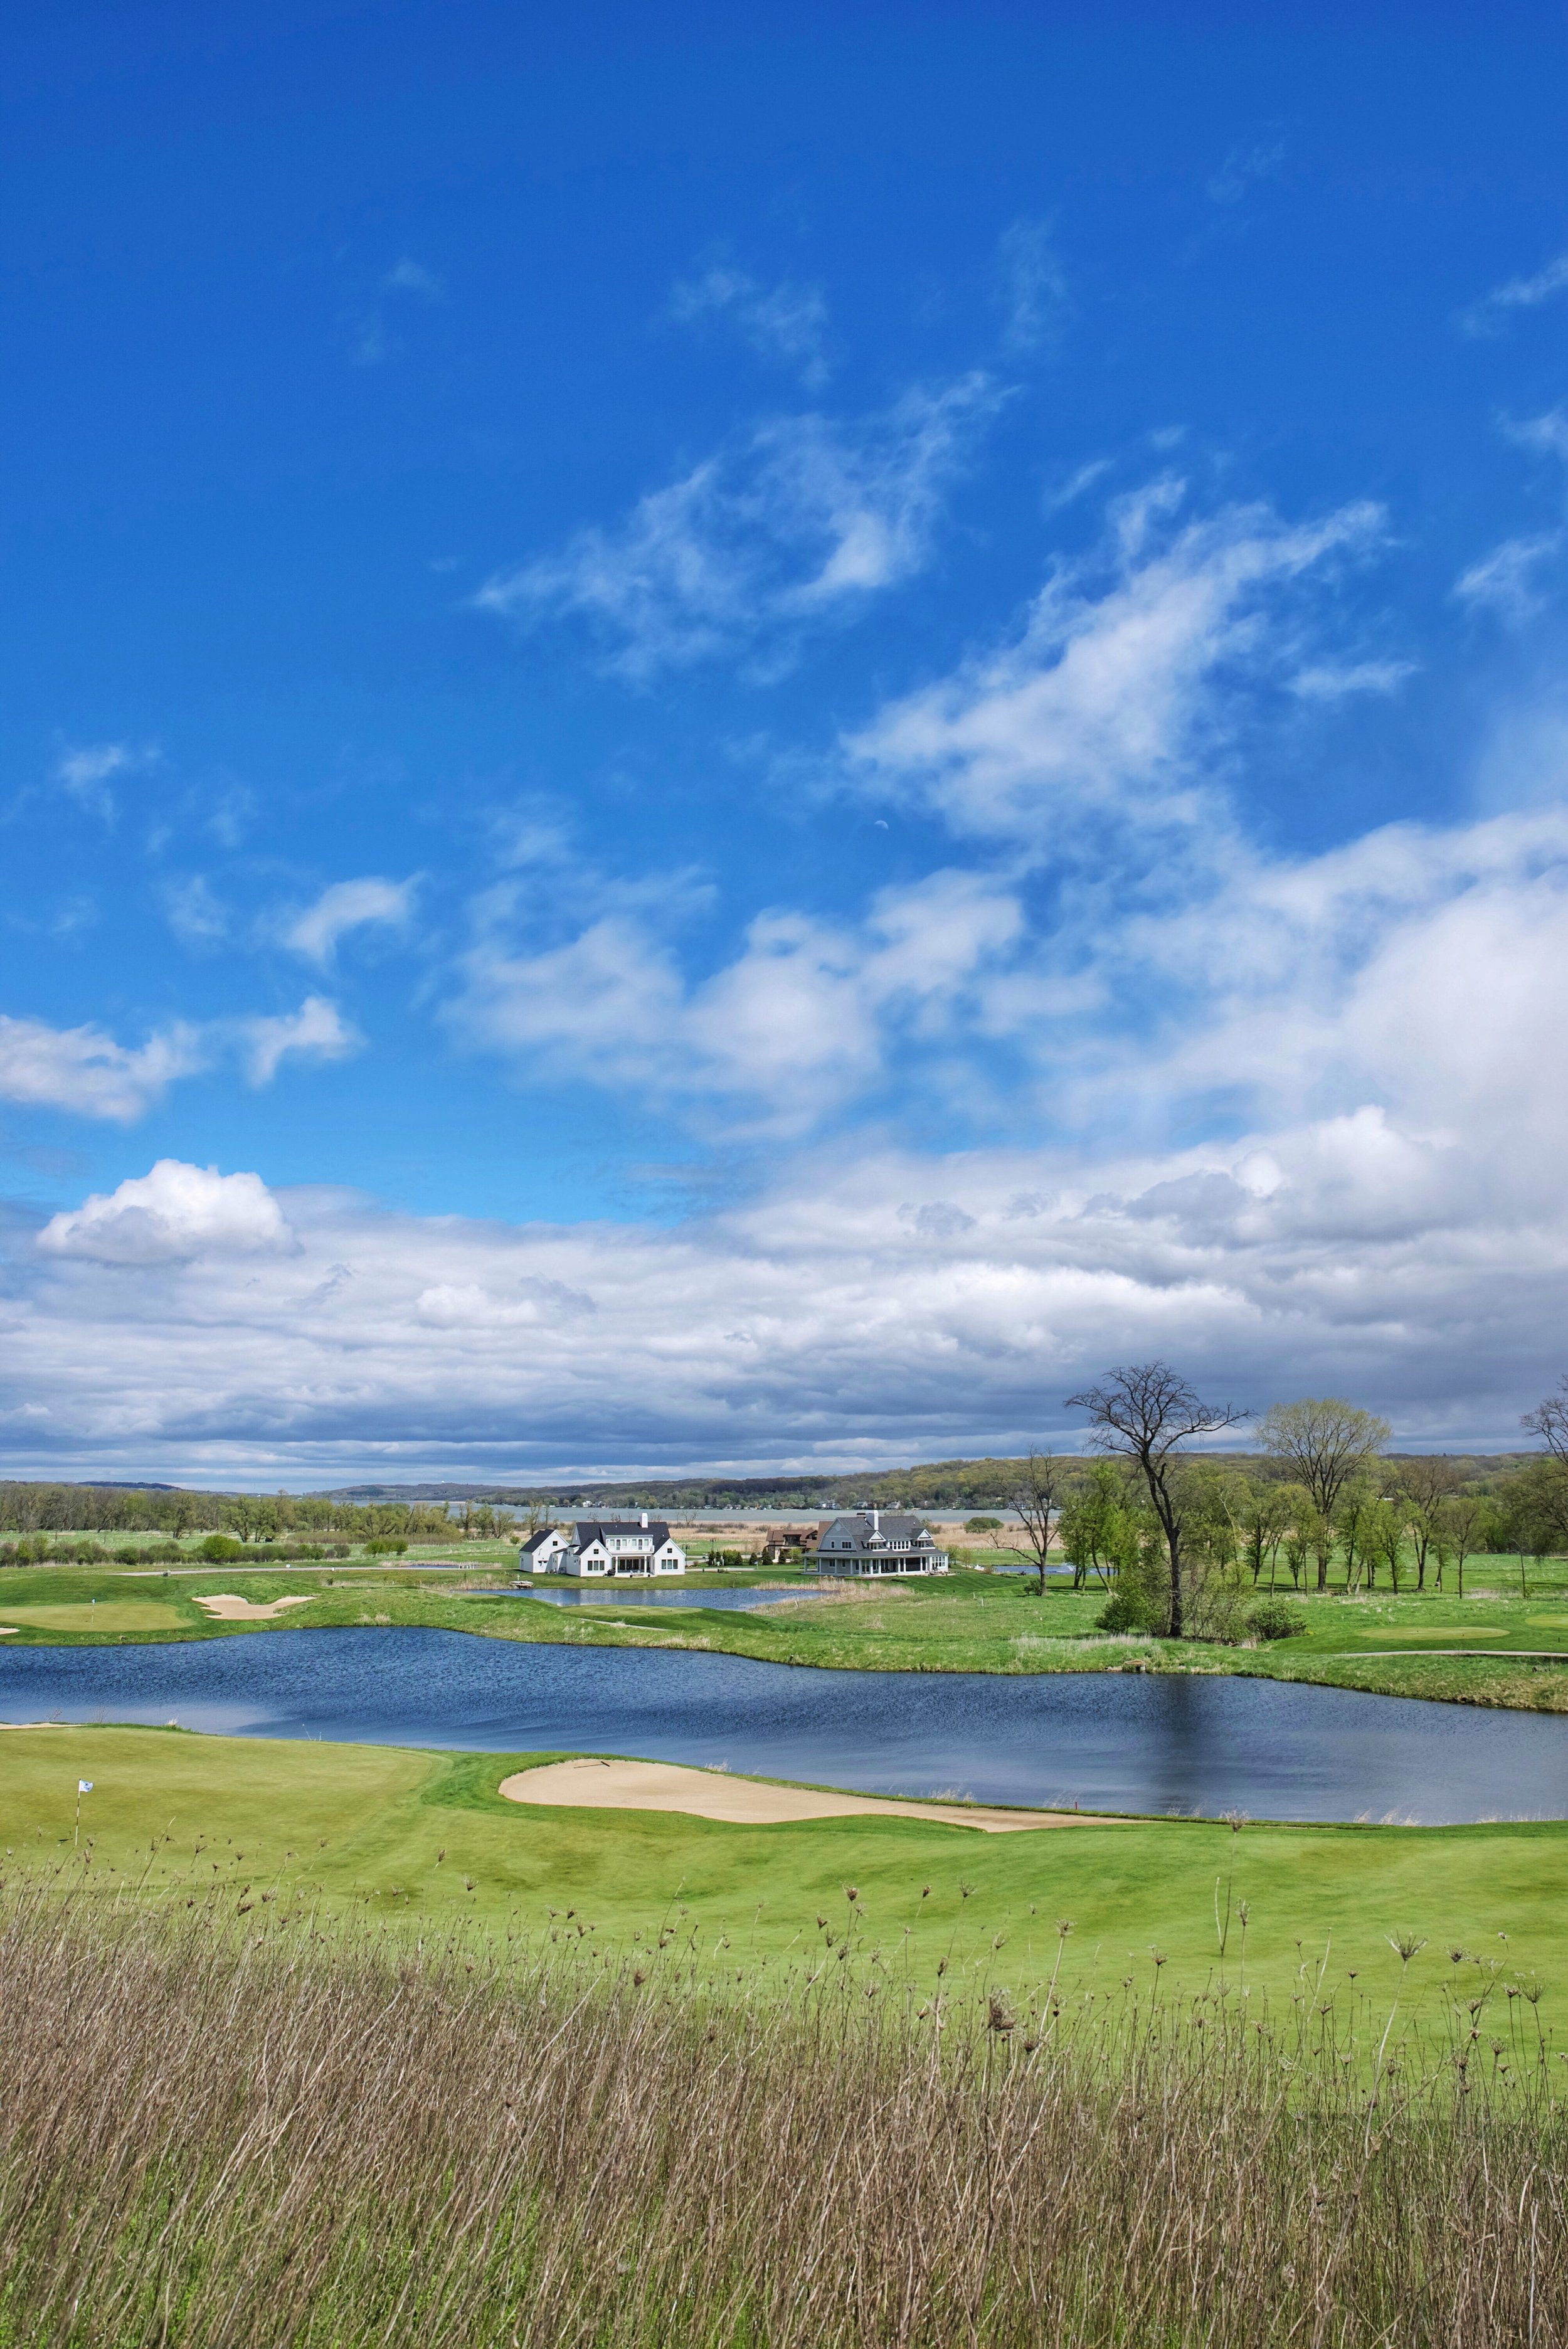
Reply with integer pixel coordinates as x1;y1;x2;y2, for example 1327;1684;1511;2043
670;265;830;383
164;874;230;946
37;1161;292;1266
54;741;156;821
0;1014;204;1122
473;374;1002;679
282;877;416;965
238;996;359;1086
1454;533;1562;624
1206;137;1285;205
992;219;1067;352
8;1027;1568;1475
844;482;1384;842
1506;406;1568;464
384;258;442;299
1290;659;1416;700
450;869;1023;1132
0;992;361;1122
1459;250;1568;337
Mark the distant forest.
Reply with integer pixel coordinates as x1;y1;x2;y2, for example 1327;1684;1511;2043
0;1448;1545;1535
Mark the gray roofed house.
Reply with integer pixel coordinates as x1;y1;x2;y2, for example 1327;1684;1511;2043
519;1525;571;1572
815;1508;949;1577
549;1513;687;1578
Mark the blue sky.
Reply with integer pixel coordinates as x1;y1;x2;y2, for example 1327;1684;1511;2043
5;1;1568;1485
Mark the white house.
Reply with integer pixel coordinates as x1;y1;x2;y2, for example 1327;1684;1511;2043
538;1514;687;1577
815;1508;950;1577
518;1525;571;1574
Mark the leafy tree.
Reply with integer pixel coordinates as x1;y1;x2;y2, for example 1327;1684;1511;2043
1235;1478;1288;1586
1433;1492;1490;1599
1064;1363;1247;1638
1364;1498;1407;1591
1257;1397;1391;1517
1281;1492;1323;1593
1334;1477;1380;1593
1398;1460;1460;1591
1057;1461;1140;1592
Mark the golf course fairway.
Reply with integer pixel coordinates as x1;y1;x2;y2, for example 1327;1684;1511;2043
3;1723;1563;2019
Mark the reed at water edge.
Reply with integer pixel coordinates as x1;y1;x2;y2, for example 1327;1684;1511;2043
0;1877;1564;2348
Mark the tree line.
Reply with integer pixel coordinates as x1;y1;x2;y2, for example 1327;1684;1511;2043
1003;1373;1568;1637
0;1485;522;1547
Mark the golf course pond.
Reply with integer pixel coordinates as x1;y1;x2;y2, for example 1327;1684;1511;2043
7;1627;1568;1823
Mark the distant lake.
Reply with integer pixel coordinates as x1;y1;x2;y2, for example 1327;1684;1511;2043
495;1587;800;1612
6;1629;1568;1823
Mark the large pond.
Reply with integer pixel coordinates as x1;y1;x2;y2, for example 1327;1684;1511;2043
6;1628;1568;1823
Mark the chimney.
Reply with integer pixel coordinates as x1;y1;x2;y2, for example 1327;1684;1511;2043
640;1510;649;1529
871;1509;879;1534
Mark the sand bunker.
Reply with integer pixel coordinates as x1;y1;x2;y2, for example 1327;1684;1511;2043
194;1593;319;1621
500;1756;1108;1832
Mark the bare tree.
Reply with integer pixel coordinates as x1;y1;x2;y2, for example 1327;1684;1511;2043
1256;1398;1391;1517
1005;1453;1066;1595
1064;1364;1248;1638
1522;1376;1568;1462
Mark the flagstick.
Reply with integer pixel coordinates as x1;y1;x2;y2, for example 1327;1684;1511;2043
75;1781;81;1847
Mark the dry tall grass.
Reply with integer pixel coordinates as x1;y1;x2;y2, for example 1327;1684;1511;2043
1;1882;1564;2347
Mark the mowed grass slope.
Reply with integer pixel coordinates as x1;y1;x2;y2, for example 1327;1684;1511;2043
3;1726;1564;2020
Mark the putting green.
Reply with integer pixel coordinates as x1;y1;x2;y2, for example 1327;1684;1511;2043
1355;1625;1507;1639
1;1601;188;1633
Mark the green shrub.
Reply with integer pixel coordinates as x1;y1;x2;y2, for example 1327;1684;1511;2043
365;1537;409;1557
965;1515;1004;1532
1248;1598;1308;1641
199;1534;244;1562
1096;1587;1160;1634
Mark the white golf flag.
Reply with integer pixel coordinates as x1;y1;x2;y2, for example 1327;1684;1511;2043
77;1779;93;1794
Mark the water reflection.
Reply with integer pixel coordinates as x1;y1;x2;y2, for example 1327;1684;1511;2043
5;1628;1567;1824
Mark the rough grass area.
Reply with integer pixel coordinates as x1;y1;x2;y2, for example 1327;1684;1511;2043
0;1880;1562;2348
3;1726;1567;2013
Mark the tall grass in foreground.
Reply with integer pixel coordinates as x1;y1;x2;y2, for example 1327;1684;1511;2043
1;1887;1565;2347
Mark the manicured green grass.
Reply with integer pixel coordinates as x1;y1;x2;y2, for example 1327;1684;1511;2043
2;1725;1563;2024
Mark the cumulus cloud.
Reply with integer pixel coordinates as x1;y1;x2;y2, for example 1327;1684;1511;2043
281;877;416;965
844;481;1384;843
670;265;830;383
36;1160;293;1266
238;996;359;1086
1459;250;1568;337
473;374;1002;679
0;1013;204;1122
449;869;1023;1130
7;1032;1568;1478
